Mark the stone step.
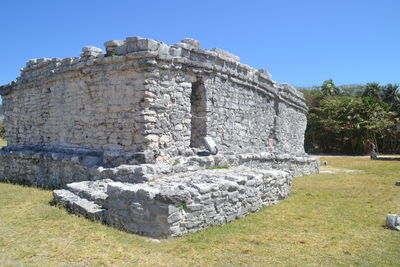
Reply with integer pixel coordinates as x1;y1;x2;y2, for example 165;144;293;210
95;164;164;183
92;154;235;184
103;166;292;237
66;179;112;205
54;166;292;238
53;189;105;221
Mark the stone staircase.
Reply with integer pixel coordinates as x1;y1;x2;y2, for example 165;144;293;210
53;165;293;238
66;179;111;205
52;155;234;220
53;188;106;221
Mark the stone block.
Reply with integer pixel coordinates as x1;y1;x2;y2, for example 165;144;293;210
211;48;240;62
81;46;103;57
126;37;161;53
181;38;200;48
104;40;125;48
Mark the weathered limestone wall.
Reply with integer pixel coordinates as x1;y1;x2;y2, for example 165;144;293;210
140;70;195;162
277;102;307;155
141;71;308;162
139;70;275;162
141;39;307;161
2;67;146;152
206;75;276;153
1;36;308;163
136;63;307;162
0;148;91;188
0;145;147;188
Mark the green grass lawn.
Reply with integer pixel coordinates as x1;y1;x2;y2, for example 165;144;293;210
0;157;399;266
0;139;6;147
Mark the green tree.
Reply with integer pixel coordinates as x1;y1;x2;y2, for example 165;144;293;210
338;84;365;97
308;96;395;154
321;79;340;96
382;83;400;113
299;88;324;109
362;82;383;100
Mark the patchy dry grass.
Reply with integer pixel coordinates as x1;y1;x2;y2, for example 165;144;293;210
0;157;399;266
208;165;230;170
0;139;6;147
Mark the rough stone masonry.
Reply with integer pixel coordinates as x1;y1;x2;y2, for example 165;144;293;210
0;36;319;237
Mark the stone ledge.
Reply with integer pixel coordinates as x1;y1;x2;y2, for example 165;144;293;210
0;145;147;167
0;146;319;188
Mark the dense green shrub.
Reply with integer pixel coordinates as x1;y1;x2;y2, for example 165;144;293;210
301;81;400;155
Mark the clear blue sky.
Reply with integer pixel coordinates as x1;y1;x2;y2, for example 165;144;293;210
1;0;399;95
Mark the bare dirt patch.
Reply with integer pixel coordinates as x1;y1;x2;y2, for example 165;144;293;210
320;166;363;174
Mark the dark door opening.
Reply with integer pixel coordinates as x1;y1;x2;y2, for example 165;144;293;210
190;78;207;147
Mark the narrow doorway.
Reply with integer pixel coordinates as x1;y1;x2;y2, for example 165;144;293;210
190;78;207;147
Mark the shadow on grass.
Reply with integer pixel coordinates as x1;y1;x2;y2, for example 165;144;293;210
0;179;56;190
375;157;400;161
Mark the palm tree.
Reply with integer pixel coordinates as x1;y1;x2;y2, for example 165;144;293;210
362;82;383;101
321;79;340;95
382;83;400;113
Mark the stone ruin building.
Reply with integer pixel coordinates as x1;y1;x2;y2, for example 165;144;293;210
0;36;319;237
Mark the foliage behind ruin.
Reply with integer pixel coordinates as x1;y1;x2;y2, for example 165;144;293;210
300;81;400;154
